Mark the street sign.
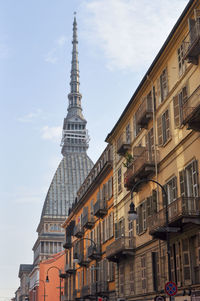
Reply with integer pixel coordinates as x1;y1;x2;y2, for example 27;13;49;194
165;281;177;296
154;296;165;301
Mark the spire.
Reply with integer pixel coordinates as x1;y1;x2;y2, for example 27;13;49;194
61;13;89;156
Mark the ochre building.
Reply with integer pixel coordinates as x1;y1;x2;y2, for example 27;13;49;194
105;0;200;300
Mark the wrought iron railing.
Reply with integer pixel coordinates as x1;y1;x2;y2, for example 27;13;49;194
148;197;200;233
106;236;136;258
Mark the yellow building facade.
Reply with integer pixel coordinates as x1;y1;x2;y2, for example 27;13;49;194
63;145;116;301
105;0;200;300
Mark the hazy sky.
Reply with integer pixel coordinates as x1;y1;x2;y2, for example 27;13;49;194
0;0;188;299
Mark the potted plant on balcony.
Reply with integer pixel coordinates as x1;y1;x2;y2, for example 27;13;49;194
123;151;134;168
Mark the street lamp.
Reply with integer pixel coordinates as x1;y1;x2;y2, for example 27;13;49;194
45;266;63;301
129;178;172;301
73;237;99;301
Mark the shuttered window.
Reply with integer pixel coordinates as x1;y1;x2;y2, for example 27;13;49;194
119;265;125;295
157;67;168;103
163;176;177;205
157;108;171;146
118;167;122;193
133;113;141;138
141;255;146;291
173;86;187;127
136;201;147;234
126;123;131;143
129;262;134;294
178;43;186;75
146;128;154;161
182;238;191;283
179;160;199;197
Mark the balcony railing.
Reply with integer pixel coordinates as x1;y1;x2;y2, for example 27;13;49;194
77;252;90;267
182;85;200;131
124;146;158;191
148;197;200;240
65;263;76;274
94;199;107;218
106;236;135;262
81;285;91;298
88;244;101;260
183;18;200;64
117;131;132;155
90;281;108;295
136;97;153;128
73;224;84;238
82;213;95;229
63;236;72;249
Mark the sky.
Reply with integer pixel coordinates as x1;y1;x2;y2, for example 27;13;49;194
0;0;189;299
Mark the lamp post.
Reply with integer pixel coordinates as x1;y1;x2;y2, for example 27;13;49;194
73;237;99;301
129;178;172;301
46;266;62;301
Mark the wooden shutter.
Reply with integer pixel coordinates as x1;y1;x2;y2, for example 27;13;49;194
110;212;114;237
172;176;178;201
175;242;181;286
142;202;147;231
188;18;196;43
157;115;163;146
182;238;191;283
152;189;157;213
165;109;171;140
182;86;188;104
152;252;158;291
179;169;187;197
162;184;168;207
136;207;139;235
105;182;108;201
146;197;151;217
173;95;180;127
192;160;199;197
157;77;161;104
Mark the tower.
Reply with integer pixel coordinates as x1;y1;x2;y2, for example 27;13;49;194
61;14;89;155
32;14;94;265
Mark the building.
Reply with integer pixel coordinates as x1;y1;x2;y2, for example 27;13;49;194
62;144;115;301
18;265;33;301
32;14;93;266
105;0;200;300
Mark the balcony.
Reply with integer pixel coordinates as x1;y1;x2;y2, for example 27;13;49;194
91;282;108;296
88;245;101;260
81;285;91;298
136;96;153;128
106;236;135;262
65;263;76;275
148;197;200;240
82;213;95;229
63;236;72;249
183;18;200;65
124;146;158;191
73;224;84;238
117;132;132;156
77;253;90;267
182;85;200;131
94;199;107;218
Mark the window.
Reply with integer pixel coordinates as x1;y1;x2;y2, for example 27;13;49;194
136;201;147;235
163;176;177;205
157;68;168;103
129;262;134;293
134;113;141;138
119;265;125;295
179;160;199;197
117;167;122;193
146;128;154;161
141;255;146;291
178;43;186;75
126;123;131;143
173;86;188;127
157;108;171;146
